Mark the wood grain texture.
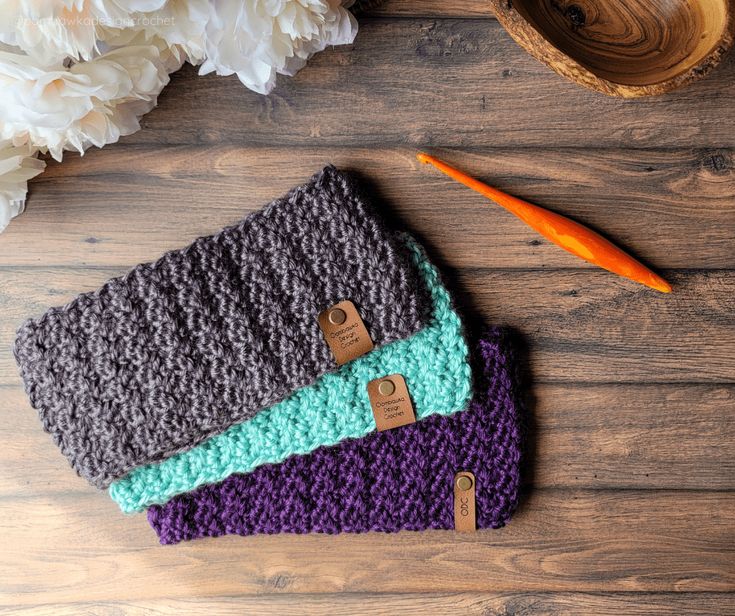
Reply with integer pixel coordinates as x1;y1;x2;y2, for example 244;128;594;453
1;2;734;614
2;490;734;605
95;21;735;150
3;146;734;269
359;0;496;18
3;593;735;616
489;0;735;97
2;266;732;384
2;382;733;499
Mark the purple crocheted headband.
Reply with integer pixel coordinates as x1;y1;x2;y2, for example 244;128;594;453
148;328;523;543
13;167;432;489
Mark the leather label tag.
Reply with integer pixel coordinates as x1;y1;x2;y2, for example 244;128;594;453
454;471;476;533
318;300;374;366
366;374;416;431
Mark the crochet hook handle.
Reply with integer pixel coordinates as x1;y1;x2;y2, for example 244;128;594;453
417;152;672;294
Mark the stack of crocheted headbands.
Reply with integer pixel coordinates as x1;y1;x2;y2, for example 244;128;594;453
14;166;524;542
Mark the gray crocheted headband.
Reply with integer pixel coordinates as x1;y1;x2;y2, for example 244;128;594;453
14;166;432;489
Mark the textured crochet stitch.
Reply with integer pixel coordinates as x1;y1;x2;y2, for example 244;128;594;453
148;328;523;542
110;237;472;512
13;167;432;489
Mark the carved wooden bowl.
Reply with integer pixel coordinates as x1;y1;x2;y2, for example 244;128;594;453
488;0;735;97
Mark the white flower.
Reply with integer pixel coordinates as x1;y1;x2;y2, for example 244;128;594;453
0;0;206;65
200;0;358;94
0;35;182;160
0;140;45;233
100;0;211;64
0;0;106;64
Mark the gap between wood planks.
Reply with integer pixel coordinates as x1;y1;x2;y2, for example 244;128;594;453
2;267;732;384
5;145;734;269
101;24;735;150
1;382;732;496
1;3;732;612
2;489;734;603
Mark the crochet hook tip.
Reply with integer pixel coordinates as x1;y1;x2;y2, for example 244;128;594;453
649;277;673;294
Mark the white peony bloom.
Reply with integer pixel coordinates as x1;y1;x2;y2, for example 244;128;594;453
0;0;205;65
0;0;143;64
0;140;45;233
100;0;211;64
0;36;182;160
200;0;358;94
0;0;110;64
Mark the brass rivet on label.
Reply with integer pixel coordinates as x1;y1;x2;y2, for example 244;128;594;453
328;308;347;326
453;471;476;532
378;379;396;397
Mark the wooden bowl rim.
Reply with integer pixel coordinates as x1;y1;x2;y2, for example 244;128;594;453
488;0;735;98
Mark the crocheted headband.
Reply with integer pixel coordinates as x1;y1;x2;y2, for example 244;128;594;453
148;328;522;543
13;167;432;489
110;237;472;513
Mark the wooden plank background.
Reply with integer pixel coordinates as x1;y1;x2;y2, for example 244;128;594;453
1;1;734;613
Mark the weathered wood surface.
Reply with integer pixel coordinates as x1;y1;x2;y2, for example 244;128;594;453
5;593;735;616
113;22;735;150
361;0;495;18
1;0;733;613
2;266;732;383
3;146;734;269
2;490;734;605
1;383;733;498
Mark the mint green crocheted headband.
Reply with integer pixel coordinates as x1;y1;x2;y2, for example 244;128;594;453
109;236;472;513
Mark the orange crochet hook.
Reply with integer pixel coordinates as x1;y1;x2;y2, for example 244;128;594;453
417;152;672;294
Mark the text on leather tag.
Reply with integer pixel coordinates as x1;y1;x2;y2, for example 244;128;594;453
318;300;374;366
366;374;416;431
454;471;476;533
